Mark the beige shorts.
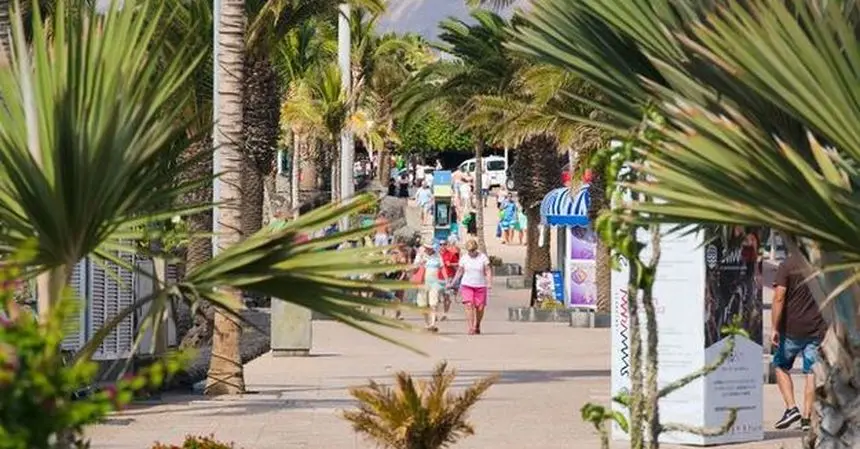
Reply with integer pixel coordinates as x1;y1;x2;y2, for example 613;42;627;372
417;287;441;308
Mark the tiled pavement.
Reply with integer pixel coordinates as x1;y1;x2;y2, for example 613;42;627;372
85;201;807;449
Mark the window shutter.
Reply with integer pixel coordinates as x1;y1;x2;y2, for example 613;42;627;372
60;259;88;351
87;252;135;360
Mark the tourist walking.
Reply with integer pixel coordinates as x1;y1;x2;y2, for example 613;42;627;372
454;239;492;335
412;241;448;332
499;193;518;244
414;182;433;225
397;173;410;198
771;250;826;432
440;236;460;321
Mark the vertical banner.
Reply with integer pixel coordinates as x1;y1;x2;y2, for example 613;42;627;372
567;226;597;308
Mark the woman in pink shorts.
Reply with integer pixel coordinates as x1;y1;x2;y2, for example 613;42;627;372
454;239;492;335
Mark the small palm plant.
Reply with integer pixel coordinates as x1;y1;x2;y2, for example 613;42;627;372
342;362;497;449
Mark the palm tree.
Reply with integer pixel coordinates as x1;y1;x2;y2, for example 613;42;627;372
342;362;498;449
513;0;860;445
241;0;384;234
208;0;248;396
397;10;521;253
0;0;419;404
356;28;434;183
281;62;350;203
275;18;337;209
466;64;607;298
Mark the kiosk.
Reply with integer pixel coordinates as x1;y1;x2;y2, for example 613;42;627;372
431;170;453;243
538;182;596;309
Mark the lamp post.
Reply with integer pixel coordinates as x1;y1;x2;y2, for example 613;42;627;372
338;3;354;230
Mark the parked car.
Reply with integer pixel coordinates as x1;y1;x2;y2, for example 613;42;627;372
457;156;507;187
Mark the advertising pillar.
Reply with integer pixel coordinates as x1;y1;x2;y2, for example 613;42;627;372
610;227;763;445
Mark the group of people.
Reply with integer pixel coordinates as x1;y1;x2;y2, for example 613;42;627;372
371;216;491;335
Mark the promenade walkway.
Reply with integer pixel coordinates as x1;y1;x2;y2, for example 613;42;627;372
86;199;806;449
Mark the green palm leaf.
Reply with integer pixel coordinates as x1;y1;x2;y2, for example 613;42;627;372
0;0;204;274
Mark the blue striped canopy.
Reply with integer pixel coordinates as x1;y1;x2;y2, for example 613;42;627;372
539;184;590;226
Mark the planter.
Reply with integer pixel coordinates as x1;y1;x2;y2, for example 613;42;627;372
492;263;523;277
504;275;532;290
568;309;612;328
507;307;572;323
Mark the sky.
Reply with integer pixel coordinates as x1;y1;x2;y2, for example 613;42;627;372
379;0;527;41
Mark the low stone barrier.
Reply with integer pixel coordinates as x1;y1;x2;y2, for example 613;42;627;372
567;309;611;328
507;306;572;323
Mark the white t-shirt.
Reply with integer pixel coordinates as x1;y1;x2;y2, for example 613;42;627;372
458;183;472;199
459;253;490;287
481;175;490;190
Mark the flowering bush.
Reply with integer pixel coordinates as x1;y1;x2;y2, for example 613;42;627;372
0;262;186;449
151;434;239;449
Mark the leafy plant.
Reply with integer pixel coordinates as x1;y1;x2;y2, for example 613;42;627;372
342;361;497;449
0;256;186;449
538;299;565;310
151;434;238;449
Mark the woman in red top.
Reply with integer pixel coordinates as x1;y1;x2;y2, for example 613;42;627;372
439;237;460;321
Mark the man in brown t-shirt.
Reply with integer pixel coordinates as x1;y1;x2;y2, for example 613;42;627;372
771;253;826;431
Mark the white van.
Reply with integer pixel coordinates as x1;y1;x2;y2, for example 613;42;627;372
457;156;507;187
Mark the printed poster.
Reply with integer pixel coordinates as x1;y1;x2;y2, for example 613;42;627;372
568;262;596;308
569;226;596;260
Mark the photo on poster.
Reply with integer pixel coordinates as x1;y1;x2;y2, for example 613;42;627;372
569;226;596;260
704;226;764;348
569;261;597;308
533;271;564;304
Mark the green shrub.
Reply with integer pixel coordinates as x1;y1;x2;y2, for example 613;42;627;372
151;434;238;449
342;361;497;449
0;261;185;449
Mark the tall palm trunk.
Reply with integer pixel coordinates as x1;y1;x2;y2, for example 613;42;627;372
516;134;562;279
377;140;393;182
474;140;487;253
206;0;245;396
241;53;280;235
178;137;214;348
290;130;302;213
588;160;611;314
809;323;860;448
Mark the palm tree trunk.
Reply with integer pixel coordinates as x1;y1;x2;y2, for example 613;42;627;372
177;137;214;348
474;140;487;253
331;142;340;202
206;0;246;396
807;325;860;449
241;53;280;236
290;131;302;213
378;140;393;182
588;160;611;314
516;135;562;279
